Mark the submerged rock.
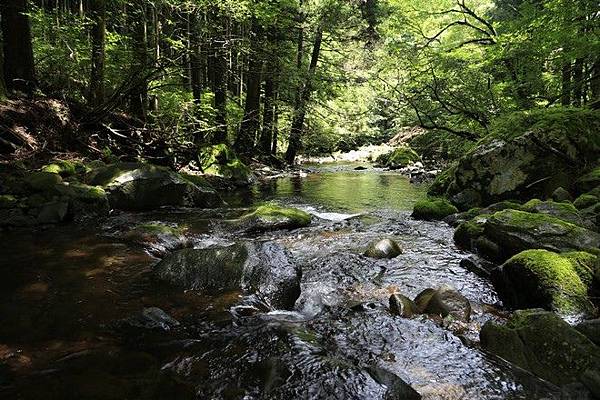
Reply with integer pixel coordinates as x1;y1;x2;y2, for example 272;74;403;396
480;309;600;392
87;162;222;211
154;241;300;309
118;307;180;332
491;249;596;316
233;204;311;233
364;238;402;259
411;198;458;221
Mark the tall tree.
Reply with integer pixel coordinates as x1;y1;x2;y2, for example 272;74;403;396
89;0;106;107
285;23;323;164
1;0;36;94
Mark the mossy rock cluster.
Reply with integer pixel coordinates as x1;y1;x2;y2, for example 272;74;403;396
491;249;597;316
411;198;458;221
375;146;421;169
480;310;600;393
454;208;600;262
85;162;222;211
233;204;312;233
198;144;253;186
0;168;109;227
429;108;600;210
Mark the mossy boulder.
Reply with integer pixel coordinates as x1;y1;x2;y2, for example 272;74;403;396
55;182;110;220
484;209;600;258
429;109;600;209
453;217;486;250
234;204;311;233
24;171;62;192
41;159;87;177
551;187;573;202
491;249;596;316
416;285;472;322
521;199;587;228
375;146;421;169
86;162;222;211
411;198;458;221
574;194;599;210
121;223;190;257
154;241;300;309
198;144;253;186
480;310;600;390
364;238;402;259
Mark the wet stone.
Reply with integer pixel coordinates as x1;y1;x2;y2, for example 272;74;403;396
364;238;403;259
389;293;417;317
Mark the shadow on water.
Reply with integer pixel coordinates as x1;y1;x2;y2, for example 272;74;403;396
0;166;577;399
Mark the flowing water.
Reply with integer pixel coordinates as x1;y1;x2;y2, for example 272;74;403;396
0;165;573;399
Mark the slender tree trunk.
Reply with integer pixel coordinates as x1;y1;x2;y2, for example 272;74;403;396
591;58;600;103
271;99;279;155
208;11;228;144
89;0;106;107
129;3;149;120
189;12;203;104
285;25;323;164
150;3;160;114
561;61;572;106
259;69;276;154
1;0;36;94
0;45;7;99
572;58;584;107
235;24;264;154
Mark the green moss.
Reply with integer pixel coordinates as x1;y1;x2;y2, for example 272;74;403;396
55;182;107;201
577;167;600;193
521;199;583;226
375;146;421;169
41;160;87;177
454;218;485;249
503;249;593;314
411;198;458;221
198;144;252;183
490;208;576;231
180;173;212;189
247;204;311;226
574;194;599;210
24;171;63;192
563;251;598;288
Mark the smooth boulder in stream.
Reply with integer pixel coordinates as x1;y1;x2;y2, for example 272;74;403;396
154;241;300;309
364;238;402;259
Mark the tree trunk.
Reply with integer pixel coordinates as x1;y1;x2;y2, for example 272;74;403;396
591;57;600;103
561;61;572;106
235;25;264;155
1;0;36;94
208;12;228;144
0;44;7;99
285;24;323;165
271;101;279;155
89;0;106;107
259;66;276;154
129;3;149;120
573;58;584;107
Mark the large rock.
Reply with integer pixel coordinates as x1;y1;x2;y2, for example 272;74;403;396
456;209;600;261
577;167;600;194
87;163;222;211
120;223;190;257
233;204;311;233
491;249;596;316
429;109;600;209
154;241;300;309
480;310;600;391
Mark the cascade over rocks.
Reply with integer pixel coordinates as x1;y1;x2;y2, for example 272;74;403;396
154;241;300;310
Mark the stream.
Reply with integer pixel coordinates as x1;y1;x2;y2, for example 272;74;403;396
0;164;571;399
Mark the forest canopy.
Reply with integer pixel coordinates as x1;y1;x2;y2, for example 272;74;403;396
0;0;598;164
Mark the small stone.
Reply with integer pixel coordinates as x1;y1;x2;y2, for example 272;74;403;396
424;284;471;322
364;238;402;259
389;293;416;317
